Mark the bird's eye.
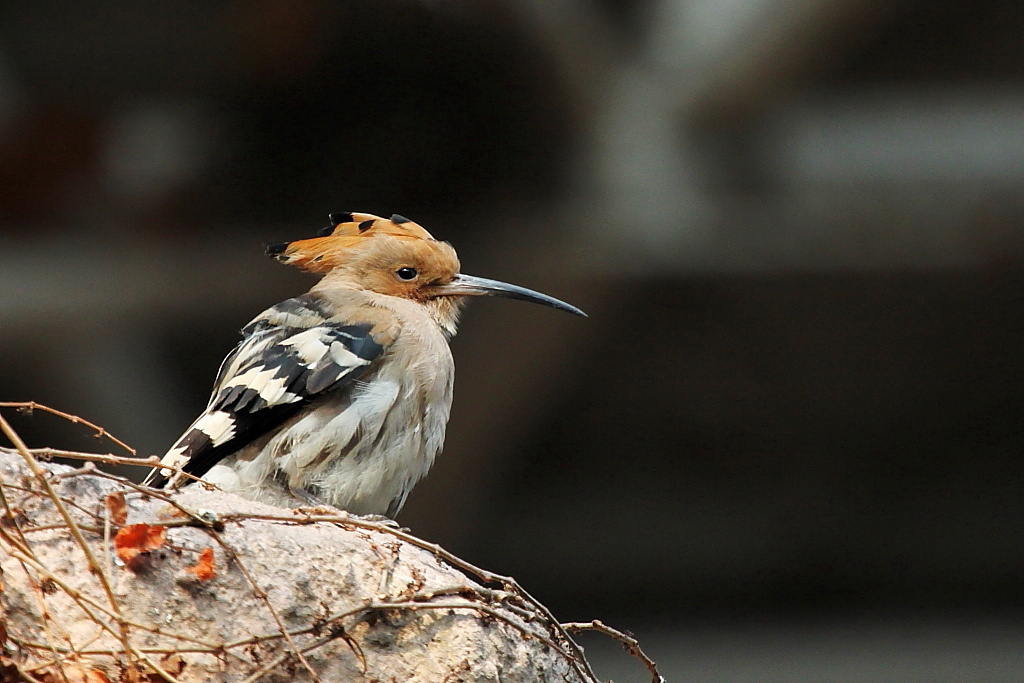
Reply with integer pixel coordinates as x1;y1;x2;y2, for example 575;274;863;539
395;267;418;281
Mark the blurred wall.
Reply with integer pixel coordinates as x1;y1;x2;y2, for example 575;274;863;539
2;1;1024;680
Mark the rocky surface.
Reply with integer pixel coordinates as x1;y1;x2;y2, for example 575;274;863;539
0;448;591;682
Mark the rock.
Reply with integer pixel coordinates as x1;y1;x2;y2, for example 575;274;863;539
0;448;592;682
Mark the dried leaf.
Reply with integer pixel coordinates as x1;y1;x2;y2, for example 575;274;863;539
114;523;166;570
160;652;186;676
86;670;110;683
104;492;127;526
186;547;215;581
0;656;17;680
124;664;165;683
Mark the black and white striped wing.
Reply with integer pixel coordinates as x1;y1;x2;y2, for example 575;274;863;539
146;296;385;488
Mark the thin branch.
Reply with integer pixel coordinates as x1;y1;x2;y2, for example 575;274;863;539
19;644;231;657
19;629;105;673
30;447;160;468
0;402;136;455
48;462;100;480
337;629;366;675
6;482;107;527
125;644;187;683
564;620;664;683
0;476;36;555
29;447;213;488
21;523;103;534
236;633;334;683
366;600;577;662
19;448;229;525
102;494;114;610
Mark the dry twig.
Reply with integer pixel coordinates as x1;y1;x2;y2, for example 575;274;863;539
0;402;136;455
564;620;665;683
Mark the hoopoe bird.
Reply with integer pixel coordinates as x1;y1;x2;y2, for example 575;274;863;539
145;212;584;517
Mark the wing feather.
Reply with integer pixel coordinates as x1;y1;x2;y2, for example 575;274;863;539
146;295;386;488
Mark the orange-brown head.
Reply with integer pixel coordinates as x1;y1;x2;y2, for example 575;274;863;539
268;213;585;333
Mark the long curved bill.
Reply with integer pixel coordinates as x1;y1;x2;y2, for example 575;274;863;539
435;274;587;317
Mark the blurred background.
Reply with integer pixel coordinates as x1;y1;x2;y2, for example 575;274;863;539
2;0;1024;680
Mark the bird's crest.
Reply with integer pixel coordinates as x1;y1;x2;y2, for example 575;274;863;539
267;213;438;274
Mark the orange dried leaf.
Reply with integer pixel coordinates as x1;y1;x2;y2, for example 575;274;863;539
104;491;127;526
186;547;215;581
114;523;166;567
86;670;110;683
160;652;186;676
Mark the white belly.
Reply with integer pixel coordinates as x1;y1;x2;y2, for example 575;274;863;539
203;356;453;516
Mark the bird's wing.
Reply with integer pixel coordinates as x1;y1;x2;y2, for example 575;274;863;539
145;294;386;488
